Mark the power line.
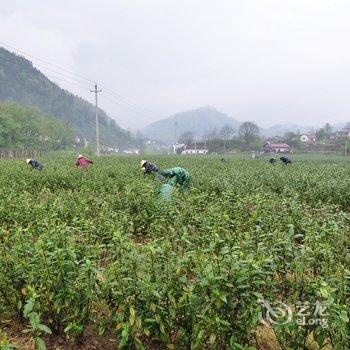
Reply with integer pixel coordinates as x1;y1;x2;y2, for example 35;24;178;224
0;41;95;84
0;41;167;120
0;43;171;129
102;92;156;119
0;54;91;90
102;87;166;120
0;54;154;122
99;94;155;123
90;84;102;156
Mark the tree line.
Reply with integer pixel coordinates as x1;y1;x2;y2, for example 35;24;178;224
178;121;350;154
178;121;261;152
0;102;74;151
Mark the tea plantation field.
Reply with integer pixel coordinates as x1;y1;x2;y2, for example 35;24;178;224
0;154;349;349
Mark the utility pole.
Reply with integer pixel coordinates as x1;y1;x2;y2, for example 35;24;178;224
90;83;102;156
345;138;348;156
174;116;178;155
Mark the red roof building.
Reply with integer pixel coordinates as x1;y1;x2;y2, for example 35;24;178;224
263;142;291;153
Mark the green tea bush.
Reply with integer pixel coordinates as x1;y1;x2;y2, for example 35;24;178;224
0;155;349;349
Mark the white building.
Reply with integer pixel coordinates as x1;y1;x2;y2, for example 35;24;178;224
340;128;350;137
181;149;209;155
172;143;186;154
123;148;139;155
300;133;316;143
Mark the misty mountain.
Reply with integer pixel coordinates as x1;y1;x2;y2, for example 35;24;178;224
142;106;241;144
142;106;318;144
260;124;315;138
0;47;132;147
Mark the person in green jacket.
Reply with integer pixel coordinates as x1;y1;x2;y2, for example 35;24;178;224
158;167;191;192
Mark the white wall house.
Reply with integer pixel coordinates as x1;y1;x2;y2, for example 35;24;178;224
172;143;186;154
340;128;350;137
181;149;209;155
300;133;316;143
123;148;139;155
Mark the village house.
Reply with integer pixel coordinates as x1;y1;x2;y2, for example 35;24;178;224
172;143;186;154
178;140;209;155
300;133;316;143
262;142;291;153
123;148;139;155
181;149;209;155
339;128;350;137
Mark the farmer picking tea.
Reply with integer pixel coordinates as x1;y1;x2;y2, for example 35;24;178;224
140;160;160;174
76;154;93;168
280;156;292;164
269;156;276;163
158;167;191;192
26;158;44;170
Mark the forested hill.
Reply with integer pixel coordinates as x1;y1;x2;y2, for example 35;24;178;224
0;47;132;147
142;106;241;144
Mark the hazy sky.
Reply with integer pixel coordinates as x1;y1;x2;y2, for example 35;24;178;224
1;0;350;129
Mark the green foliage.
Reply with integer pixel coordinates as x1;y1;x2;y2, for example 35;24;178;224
316;123;332;141
22;288;52;350
0;154;349;348
238;122;260;148
0;102;74;150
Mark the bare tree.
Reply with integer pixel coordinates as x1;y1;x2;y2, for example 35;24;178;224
238;121;259;147
204;127;219;141
179;131;195;145
220;124;235;152
220;124;235;141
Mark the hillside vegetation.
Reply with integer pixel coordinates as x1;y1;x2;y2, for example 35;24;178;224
0;47;132;147
0;102;74;150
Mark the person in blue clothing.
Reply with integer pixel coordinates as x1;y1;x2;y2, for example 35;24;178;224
140;160;160;174
26;158;44;170
280;156;292;164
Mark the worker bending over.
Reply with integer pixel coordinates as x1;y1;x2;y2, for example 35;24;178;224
269;156;276;164
159;167;191;192
26;158;44;170
140;160;160;173
76;154;93;169
280;156;292;164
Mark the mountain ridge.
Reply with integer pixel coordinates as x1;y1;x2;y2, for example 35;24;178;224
142;106;344;144
142;106;241;144
0;47;132;147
